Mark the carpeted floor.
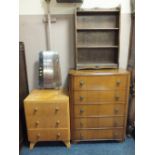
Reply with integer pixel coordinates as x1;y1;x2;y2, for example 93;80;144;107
20;138;135;155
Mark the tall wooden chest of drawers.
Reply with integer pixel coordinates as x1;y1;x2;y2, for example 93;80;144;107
69;69;130;142
24;90;70;149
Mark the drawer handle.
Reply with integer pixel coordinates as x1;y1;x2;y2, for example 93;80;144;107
114;108;119;114
80;80;85;87
55;107;59;112
36;134;40;140
57;133;61;138
35;121;39;127
80;109;84;114
34;108;38;113
80;96;84;101
114;132;119;137
115;95;120;101
56;120;60;126
80;122;83;127
116;80;121;86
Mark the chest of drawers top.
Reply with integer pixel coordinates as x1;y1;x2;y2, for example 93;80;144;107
24;89;69;104
69;69;129;76
69;69;130;91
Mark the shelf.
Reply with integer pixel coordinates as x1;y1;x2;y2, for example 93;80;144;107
77;10;119;13
77;63;118;69
77;10;119;15
77;45;119;49
77;28;119;31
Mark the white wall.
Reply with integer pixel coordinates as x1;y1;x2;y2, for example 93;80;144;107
20;15;74;91
19;0;131;15
19;0;131;91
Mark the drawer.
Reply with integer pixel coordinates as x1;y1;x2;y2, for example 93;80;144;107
24;102;67;117
74;104;126;117
74;117;125;128
26;116;68;129
28;129;69;142
74;129;124;140
74;90;127;104
73;76;127;90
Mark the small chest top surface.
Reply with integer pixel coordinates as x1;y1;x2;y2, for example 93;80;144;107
24;89;69;103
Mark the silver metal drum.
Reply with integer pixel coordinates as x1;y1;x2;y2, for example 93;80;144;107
39;51;62;88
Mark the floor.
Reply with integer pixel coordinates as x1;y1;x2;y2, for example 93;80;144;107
20;138;135;155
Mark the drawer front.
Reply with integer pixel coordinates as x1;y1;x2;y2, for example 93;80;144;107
74;129;124;140
25;102;67;117
26;116;68;129
74;104;126;117
28;129;69;142
74;117;125;128
73;76;127;90
74;90;127;104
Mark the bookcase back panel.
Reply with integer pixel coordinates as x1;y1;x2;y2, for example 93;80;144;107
77;14;119;28
77;31;119;46
77;48;118;64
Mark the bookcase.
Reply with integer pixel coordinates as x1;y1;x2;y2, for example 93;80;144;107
75;7;120;69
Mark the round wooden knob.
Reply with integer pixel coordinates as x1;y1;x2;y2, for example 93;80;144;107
34;108;38;113
80;109;84;114
80;80;84;86
114;132;118;137
55;107;59;112
114;108;119;114
116;80;121;86
36;134;40;139
35;121;39;127
80;96;84;101
56;120;60;125
115;95;120;101
57;133;61;138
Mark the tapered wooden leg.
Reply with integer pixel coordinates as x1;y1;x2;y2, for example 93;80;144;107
64;141;71;149
29;142;36;150
118;139;125;143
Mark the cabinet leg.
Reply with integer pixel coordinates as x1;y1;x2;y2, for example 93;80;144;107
64;141;71;149
118;139;125;143
29;142;36;150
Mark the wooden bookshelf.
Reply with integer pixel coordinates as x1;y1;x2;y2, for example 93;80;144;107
75;7;120;69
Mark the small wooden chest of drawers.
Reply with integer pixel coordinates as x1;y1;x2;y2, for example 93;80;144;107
24;90;70;149
69;69;130;142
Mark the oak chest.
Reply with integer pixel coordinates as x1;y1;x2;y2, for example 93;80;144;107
24;90;70;149
69;69;130;142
